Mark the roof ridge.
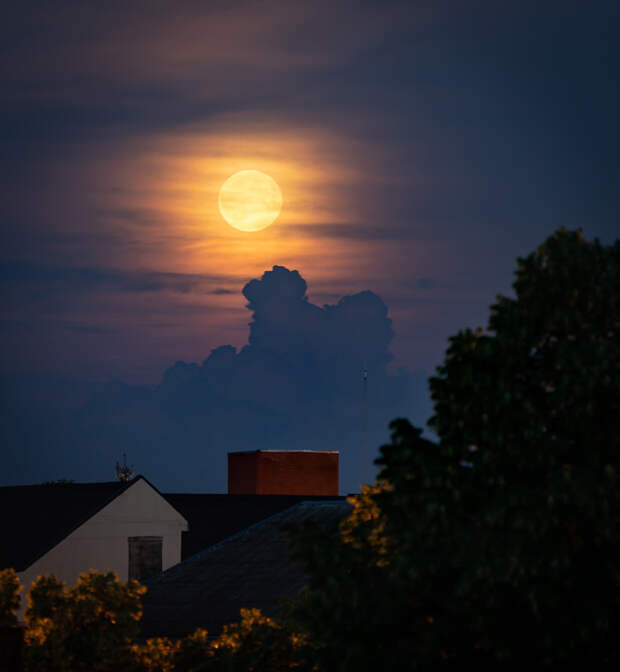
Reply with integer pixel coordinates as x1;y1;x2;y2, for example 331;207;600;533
0;480;123;490
145;500;348;582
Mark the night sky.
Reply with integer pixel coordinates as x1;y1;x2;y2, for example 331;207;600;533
2;1;619;492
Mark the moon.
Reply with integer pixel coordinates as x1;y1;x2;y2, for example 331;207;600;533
218;170;283;232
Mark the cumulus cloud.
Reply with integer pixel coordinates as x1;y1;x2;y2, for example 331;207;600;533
241;266;393;371
158;266;396;407
2;266;432;493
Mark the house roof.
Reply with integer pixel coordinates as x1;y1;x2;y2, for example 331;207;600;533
140;499;352;639
0;475;170;572
164;493;346;560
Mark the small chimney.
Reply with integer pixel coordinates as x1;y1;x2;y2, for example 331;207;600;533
228;450;339;495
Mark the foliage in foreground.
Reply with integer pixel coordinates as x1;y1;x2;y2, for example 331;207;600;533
132;609;312;671
24;571;146;672
2;571;309;671
0;568;21;627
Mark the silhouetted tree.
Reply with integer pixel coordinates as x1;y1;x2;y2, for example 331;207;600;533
285;228;620;669
423;227;620;664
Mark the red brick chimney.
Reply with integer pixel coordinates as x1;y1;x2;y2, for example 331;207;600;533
228;450;339;495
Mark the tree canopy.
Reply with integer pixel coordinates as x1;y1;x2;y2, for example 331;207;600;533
286;228;620;668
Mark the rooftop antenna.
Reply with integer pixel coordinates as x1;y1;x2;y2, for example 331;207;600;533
115;453;135;482
361;362;368;490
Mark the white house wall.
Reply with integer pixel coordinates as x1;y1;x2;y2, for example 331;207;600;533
17;479;187;616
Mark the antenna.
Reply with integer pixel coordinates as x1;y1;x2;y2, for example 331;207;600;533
115;453;135;482
362;362;368;489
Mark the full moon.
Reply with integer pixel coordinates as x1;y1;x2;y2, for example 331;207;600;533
218;170;283;232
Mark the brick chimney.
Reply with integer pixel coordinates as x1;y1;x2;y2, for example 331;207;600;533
228;450;339;495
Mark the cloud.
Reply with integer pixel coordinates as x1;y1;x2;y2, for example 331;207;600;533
2;1;421;108
2;265;432;493
158;265;396;407
0;259;231;296
63;322;113;335
209;288;235;295
242;266;394;375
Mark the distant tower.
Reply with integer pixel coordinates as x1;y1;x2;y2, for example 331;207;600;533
115;453;135;482
361;363;368;488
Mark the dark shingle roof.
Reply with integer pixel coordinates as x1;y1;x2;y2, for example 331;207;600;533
0;477;146;571
140;500;352;638
164;493;346;560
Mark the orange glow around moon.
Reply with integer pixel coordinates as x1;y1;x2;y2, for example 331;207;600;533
218;169;283;232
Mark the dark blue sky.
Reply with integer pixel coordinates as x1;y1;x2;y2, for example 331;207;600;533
1;1;618;490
